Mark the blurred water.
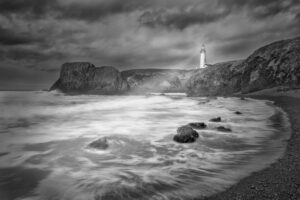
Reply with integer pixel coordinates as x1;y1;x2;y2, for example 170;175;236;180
0;91;291;200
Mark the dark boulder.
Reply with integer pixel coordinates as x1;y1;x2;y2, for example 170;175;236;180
235;111;242;115
173;126;199;143
217;126;232;132
188;122;207;129
210;117;222;122
88;137;109;150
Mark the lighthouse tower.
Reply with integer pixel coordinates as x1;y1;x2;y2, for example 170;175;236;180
199;44;206;69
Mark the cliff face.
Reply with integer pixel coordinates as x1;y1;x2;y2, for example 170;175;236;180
187;60;244;96
50;62;128;94
187;37;300;96
50;64;195;94
50;37;300;96
240;37;300;93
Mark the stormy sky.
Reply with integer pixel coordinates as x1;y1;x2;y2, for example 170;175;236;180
0;0;299;90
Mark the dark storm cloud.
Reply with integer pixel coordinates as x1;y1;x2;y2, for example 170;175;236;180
0;0;297;27
137;0;299;30
0;0;56;17
56;0;148;21
0;25;42;45
139;8;229;30
1;48;64;62
219;0;300;19
0;0;148;20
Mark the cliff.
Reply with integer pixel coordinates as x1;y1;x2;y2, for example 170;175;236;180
50;62;128;94
187;37;300;96
187;60;244;96
240;37;300;93
50;63;193;94
50;37;300;96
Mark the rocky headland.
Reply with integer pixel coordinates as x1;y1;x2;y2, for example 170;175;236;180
50;63;194;94
187;36;300;96
50;36;300;96
50;62;128;94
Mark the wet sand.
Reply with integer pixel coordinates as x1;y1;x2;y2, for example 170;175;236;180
204;94;300;200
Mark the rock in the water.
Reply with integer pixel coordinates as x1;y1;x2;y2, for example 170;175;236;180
210;117;222;122
188;122;207;129
173;126;199;143
88;137;109;150
217;126;232;132
50;62;128;94
235;111;242;115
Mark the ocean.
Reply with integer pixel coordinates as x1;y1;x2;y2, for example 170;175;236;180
0;91;291;200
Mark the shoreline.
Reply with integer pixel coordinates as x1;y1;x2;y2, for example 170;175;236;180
203;94;300;200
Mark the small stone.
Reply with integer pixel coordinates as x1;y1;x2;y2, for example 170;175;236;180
188;122;207;129
217;126;232;132
210;117;221;122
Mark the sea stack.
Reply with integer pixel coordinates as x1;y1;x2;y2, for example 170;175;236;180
50;62;128;94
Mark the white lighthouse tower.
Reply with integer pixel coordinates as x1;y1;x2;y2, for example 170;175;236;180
199;44;206;69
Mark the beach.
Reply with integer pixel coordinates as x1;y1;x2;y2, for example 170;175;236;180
205;91;300;200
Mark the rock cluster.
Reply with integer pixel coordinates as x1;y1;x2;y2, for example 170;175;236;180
173;126;199;143
174;115;234;143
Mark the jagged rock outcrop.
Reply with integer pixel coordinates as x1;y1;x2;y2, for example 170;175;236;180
187;37;300;96
240;37;300;93
121;69;193;93
50;62;128;94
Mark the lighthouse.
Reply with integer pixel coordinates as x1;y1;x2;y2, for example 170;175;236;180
199;44;206;69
